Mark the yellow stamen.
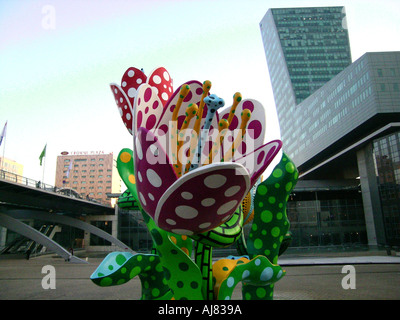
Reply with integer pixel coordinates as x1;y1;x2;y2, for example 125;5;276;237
175;103;198;177
184;80;212;174
171;84;191;173
172;84;191;124
223;108;252;162
206;118;229;165
227;92;242;127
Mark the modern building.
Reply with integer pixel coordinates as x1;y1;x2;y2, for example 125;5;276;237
55;151;121;206
261;6;400;250
0;156;24;177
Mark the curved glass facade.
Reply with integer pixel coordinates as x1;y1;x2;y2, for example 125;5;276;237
287;189;367;248
373;131;400;246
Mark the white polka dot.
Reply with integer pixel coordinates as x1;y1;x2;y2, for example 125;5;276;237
122;81;127;87
242;270;250;279
201;198;215;207
146;169;162;188
171;229;193;236
199;222;211;229
124;105;128;110
126;113;131;120
128;87;137;98
163;71;170;81
260;267;273;281
137;78;143;84
149;144;159;157
163;84;167;89
139;192;146;206
181;192;193;200
217;200;238;215
224;185;241;197
255;259;261;266
204;174;227;189
175;206;198;219
153;75;162;84
227;277;235;288
161;92;169;101
166;219;176;226
137;171;143;182
135;137;143;160
128;70;135;77
221;215;231;222
277;270;283;279
119;107;123;116
148;193;154;201
119;97;123;103
224;296;231;300
114;88;118;94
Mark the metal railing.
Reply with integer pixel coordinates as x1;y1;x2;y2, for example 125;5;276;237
0;169;111;207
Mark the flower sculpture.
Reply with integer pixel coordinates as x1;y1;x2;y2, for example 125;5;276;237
111;67;282;235
91;66;299;301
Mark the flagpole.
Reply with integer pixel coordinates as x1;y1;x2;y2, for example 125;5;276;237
1;135;5;171
1;121;7;171
39;143;47;189
42;150;46;188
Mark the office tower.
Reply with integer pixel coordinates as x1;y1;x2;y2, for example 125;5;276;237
260;7;352;161
261;7;352;104
260;7;400;249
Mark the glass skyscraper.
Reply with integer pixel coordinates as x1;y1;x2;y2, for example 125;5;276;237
261;7;352;105
260;7;400;250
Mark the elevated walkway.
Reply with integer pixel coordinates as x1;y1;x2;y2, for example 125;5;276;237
0;171;134;262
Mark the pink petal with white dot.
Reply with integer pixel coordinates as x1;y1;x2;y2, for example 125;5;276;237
233;140;282;186
154;163;250;234
134;127;178;219
147;67;173;106
219;99;266;156
134;84;164;134
121;67;147;107
110;83;133;135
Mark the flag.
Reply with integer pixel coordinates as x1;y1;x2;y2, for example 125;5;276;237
66;161;73;178
0;121;7;147
39;144;47;166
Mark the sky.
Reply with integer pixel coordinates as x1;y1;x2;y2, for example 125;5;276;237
1;0;400;185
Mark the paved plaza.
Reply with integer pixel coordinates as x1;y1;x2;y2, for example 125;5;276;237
0;250;399;301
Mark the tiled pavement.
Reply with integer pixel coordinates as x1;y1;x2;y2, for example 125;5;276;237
0;251;399;300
